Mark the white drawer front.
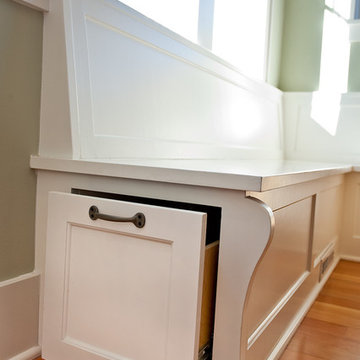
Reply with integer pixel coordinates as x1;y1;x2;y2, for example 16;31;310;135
42;192;207;360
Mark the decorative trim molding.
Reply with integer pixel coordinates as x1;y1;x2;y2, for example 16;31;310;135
240;197;275;357
313;239;336;268
0;273;40;360
340;254;360;262
247;271;309;350
0;271;40;288
12;0;49;12
8;346;41;360
267;256;340;360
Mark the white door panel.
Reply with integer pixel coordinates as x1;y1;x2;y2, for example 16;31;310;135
42;192;207;360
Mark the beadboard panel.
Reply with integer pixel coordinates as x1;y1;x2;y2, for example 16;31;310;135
284;92;360;163
62;0;283;160
0;273;40;360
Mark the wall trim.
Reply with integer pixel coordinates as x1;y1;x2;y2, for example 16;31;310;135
0;272;40;360
12;0;49;12
340;254;360;262
8;346;41;360
0;271;40;288
267;256;340;360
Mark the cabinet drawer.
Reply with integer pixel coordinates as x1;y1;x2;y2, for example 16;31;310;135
42;192;208;360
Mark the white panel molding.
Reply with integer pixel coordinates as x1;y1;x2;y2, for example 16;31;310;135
349;20;360;42
0;271;40;287
247;271;309;350
63;0;283;160
12;0;49;12
313;238;337;268
283;92;360;163
267;256;340;360
8;346;41;360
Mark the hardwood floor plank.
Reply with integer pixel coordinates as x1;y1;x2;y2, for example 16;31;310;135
280;260;360;360
307;301;360;328
332;261;360;277
280;349;325;360
294;317;348;337
317;278;360;309
287;330;360;360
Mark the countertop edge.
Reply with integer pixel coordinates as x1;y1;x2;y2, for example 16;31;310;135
29;156;263;191
30;156;353;192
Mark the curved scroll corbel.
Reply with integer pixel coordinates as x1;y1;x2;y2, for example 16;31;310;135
213;194;274;360
239;196;275;360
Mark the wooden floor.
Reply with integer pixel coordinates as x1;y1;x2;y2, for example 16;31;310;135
33;260;360;360
279;260;360;360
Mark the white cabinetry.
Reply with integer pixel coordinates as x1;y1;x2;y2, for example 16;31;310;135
42;192;207;360
32;159;350;360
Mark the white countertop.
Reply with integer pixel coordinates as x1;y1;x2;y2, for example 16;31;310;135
30;156;352;192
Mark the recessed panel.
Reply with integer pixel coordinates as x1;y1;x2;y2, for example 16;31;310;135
64;225;172;360
353;183;360;238
313;186;342;262
246;197;313;335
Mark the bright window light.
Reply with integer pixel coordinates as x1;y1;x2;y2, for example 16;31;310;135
212;0;270;80
119;0;200;42
311;6;351;136
119;0;271;81
318;10;350;92
326;0;353;18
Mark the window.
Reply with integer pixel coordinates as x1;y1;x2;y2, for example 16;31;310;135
119;0;200;42
119;0;272;81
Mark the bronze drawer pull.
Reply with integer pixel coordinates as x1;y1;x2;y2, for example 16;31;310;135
89;205;145;228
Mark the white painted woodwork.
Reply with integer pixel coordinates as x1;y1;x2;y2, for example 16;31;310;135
0;273;40;360
241;175;345;360
247;174;345;211
12;0;49;12
42;192;207;360
32;160;351;359
242;197;313;359
39;0;283;160
284;92;360;163
30;155;351;192
40;0;74;158
312;185;344;267
35;170;275;360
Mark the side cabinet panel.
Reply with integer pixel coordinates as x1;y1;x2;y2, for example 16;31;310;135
243;197;314;360
313;185;343;266
42;192;207;360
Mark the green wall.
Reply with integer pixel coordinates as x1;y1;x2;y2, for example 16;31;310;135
0;0;42;281
274;0;360;92
278;0;325;91
348;42;360;92
267;0;285;87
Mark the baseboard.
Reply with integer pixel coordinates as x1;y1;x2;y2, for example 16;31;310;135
267;256;340;360
8;345;41;360
0;272;40;360
340;255;360;263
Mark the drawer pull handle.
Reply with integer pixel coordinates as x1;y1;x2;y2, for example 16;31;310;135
88;205;146;228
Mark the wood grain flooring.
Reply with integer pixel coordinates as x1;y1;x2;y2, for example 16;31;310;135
280;260;360;360
33;260;360;360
